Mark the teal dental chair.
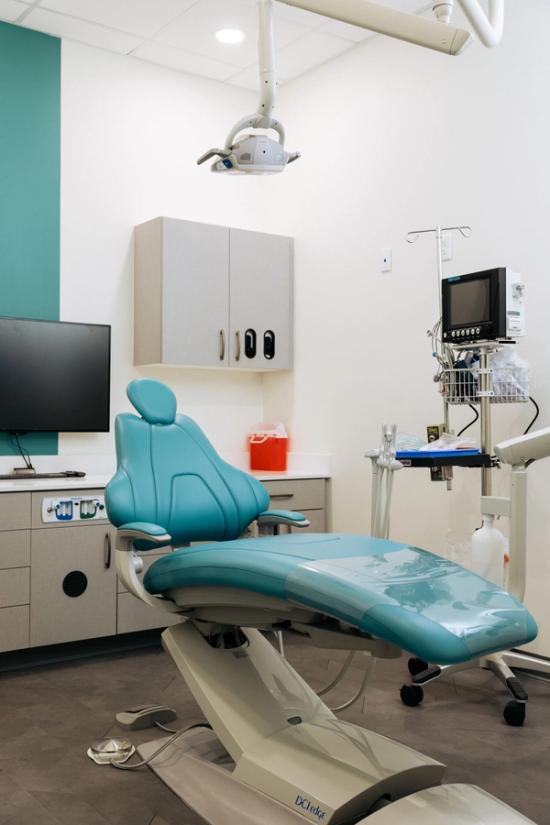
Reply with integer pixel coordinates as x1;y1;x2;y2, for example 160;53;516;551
106;379;538;825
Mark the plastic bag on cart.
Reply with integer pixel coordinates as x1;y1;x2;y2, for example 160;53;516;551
490;349;529;400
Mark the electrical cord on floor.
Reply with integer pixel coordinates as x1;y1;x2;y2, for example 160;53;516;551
154;721;178;734
456;404;479;438
111;722;212;771
524;396;540;435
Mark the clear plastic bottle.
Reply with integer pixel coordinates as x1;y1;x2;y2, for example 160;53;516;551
470;515;507;586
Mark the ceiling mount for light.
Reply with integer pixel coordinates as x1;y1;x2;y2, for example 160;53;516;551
215;28;245;45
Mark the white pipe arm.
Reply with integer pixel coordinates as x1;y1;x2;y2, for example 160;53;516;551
258;0;277;125
278;0;472;55
458;0;504;47
222;0;283;150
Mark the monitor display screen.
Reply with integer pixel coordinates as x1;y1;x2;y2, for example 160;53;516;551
0;317;111;432
448;278;491;326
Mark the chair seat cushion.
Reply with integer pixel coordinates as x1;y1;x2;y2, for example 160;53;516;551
143;533;537;665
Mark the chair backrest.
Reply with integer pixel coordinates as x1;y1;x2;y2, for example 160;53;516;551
105;379;270;546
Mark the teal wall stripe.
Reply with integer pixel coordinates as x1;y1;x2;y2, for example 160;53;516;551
0;22;60;457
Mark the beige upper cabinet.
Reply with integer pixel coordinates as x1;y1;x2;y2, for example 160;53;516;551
134;217;293;371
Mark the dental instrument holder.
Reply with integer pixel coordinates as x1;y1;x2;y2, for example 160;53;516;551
366;424;403;540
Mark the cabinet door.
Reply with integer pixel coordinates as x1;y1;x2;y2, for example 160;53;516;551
30;525;117;647
163;219;230;367
229;229;293;370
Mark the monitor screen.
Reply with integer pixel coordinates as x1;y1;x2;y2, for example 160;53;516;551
448;278;491;326
0;317;111;432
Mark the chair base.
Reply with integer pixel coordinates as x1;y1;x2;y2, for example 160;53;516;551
159;622;444;824
138;728;309;825
138;729;535;825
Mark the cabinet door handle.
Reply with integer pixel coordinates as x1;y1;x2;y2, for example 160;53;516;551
219;329;225;361
104;532;112;569
271;493;294;500
235;330;241;362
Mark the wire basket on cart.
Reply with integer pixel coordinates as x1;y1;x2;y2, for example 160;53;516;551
440;365;530;405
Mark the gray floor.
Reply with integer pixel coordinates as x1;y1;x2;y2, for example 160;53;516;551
0;634;548;825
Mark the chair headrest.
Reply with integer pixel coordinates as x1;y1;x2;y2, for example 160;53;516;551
127;379;177;425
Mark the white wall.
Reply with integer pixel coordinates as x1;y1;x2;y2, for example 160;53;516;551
59;40;274;464
263;0;550;654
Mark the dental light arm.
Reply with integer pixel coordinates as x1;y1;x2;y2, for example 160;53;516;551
280;0;505;53
279;0;472;55
198;0;299;175
458;0;504;47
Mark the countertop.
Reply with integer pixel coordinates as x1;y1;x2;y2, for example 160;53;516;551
0;469;330;494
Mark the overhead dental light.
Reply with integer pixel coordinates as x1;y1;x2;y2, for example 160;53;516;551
198;0;300;175
198;0;505;176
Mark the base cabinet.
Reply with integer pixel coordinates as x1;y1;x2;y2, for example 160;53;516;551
31;525;118;647
0;479;328;655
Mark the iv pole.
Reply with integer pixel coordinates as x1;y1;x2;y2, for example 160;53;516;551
406;225;473;491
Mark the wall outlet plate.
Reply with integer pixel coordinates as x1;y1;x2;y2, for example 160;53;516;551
380;247;392;272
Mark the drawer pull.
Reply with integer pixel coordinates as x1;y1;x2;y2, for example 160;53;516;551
219;329;225;361
271;494;294;500
104;533;112;569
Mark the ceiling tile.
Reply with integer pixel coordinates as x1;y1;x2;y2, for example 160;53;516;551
239;0;326;29
154;0;311;70
0;0;27;23
21;8;141;54
132;41;239;81
226;66;260;91
39;0;198;39
317;18;374;43
277;30;353;83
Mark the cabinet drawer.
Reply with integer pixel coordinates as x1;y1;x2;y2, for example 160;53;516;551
299;510;327;533
0;531;31;570
262;479;326;511
0;493;31;531
117;593;181;635
0;605;29;652
31;489;109;529
0;567;30;608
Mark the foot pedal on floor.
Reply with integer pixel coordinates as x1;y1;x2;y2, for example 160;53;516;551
116;704;178;730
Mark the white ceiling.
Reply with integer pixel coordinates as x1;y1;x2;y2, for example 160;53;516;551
1;0;427;89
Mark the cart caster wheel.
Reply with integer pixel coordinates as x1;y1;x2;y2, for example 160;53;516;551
407;657;429;677
400;684;424;707
503;701;526;727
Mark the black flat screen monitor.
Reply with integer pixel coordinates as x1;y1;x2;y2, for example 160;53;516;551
0;317;111;432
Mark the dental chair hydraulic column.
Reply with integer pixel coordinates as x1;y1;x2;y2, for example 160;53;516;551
105;379;538;825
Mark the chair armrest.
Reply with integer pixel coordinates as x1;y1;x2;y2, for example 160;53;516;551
116;523;172;550
257;510;311;529
115;523;179;615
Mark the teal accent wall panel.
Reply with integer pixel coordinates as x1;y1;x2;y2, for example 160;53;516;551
0;22;60;457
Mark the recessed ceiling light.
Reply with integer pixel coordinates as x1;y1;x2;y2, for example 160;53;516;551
215;28;245;45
